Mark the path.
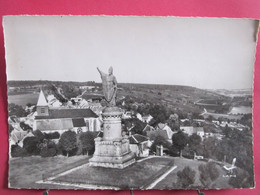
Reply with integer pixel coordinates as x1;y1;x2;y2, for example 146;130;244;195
145;165;177;189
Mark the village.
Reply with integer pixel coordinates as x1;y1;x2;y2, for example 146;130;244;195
8;82;253;189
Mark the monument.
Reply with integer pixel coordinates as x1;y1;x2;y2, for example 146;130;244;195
89;67;136;169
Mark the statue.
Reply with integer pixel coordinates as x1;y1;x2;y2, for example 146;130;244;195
97;66;117;107
90;66;136;168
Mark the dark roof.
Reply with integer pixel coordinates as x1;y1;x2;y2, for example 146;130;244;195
129;134;149;144
35;108;98;119
72;118;86;127
142;124;155;132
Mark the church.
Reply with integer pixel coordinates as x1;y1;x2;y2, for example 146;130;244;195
33;90;101;134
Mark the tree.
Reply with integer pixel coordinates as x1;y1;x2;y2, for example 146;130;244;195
23;136;41;155
199;162;220;188
149;104;169;125
122;118;146;135
44;132;60;139
177;166;196;188
78;132;95;156
11;145;29;157
32;130;45;141
229;169;252;188
39;139;57;157
150;135;172;153
188;133;202;155
8;103;28;117
172;131;189;157
202;137;219;159
206;115;213;122
59;130;77;157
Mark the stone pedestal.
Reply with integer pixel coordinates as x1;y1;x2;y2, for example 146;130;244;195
89;107;135;169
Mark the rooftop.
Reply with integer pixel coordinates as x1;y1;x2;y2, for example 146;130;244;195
37;90;48;106
35;108;98;119
129;134;149;144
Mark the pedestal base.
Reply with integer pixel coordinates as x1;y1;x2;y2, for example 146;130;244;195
89;137;136;169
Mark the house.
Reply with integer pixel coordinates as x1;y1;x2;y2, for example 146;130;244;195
142;115;153;123
156;123;173;141
129;134;151;157
136;113;143;121
146;123;173;143
122;111;134;119
33;90;101;135
142;124;155;135
136;113;153;124
180;126;205;139
47;94;62;108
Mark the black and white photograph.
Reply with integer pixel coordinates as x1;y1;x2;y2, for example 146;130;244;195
3;16;257;190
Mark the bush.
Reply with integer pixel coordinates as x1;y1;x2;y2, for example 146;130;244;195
23;136;41;155
40;147;57;157
44;132;60;139
150;135;172;153
207;162;220;181
229;169;253;188
32;130;45;141
177;166;196;188
11;145;29;157
199;162;220;188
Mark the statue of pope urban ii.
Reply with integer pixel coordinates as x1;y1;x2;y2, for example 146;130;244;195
97;67;118;107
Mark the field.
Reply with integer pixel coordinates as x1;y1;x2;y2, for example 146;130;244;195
228;106;252;114
8;93;39;107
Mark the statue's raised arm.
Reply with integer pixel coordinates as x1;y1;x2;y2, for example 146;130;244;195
97;67;106;77
97;66;117;107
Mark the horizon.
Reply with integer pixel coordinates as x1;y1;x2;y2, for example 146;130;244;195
6;79;253;91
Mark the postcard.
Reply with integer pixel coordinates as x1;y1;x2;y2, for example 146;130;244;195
3;15;257;190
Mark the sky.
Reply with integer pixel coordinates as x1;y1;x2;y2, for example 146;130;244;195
3;16;258;89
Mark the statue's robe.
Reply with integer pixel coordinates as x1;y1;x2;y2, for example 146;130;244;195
100;72;117;106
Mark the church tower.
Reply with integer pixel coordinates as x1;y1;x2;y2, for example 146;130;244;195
36;90;49;116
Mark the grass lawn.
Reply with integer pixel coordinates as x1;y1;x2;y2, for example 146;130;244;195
52;157;175;189
155;157;232;189
9;155;234;190
9;155;90;189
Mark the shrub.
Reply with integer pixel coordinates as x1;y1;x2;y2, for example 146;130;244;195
208;162;220;181
177;166;196;188
40;147;57;157
32;130;45;141
229;169;252;188
38;139;58;157
44;132;60;139
11;145;29;157
199;162;220;188
23;136;41;155
150;135;171;153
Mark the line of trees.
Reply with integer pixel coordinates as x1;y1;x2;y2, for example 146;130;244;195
11;130;96;158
